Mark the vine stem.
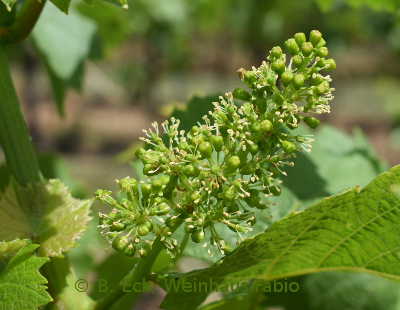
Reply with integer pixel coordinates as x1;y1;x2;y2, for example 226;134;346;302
95;235;169;310
0;43;42;185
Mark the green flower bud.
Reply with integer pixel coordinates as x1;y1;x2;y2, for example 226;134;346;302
271;59;286;75
227;222;246;233
250;120;261;133
243;70;257;87
190;126;201;135
260;119;273;132
157;202;170;215
185;223;196;233
99;216;113;226
222;186;236;202
185;154;196;162
313;83;326;95
316;58;326;68
284;38;299;55
267;166;280;178
309;74;324;86
270;46;283;60
210;165;222;175
292;55;303;69
316;37;326;48
249;143;259;155
118;177;138;198
94;189;116;206
139;246;149;259
213;110;229;123
266;75;276;86
309;30;322;47
232;87;252;101
282;141;296;153
265;185;282;196
135;147;147;159
294;32;306;47
199;141;213;158
191;229;205;243
178;142;190;152
226;105;235;116
218;239;231;254
182;164;200;177
108;210;122;221
240;162;257;175
293;73;305;90
165;216;182;228
136;224;149;236
112;237;128;251
190;191;201;202
225;156;241;172
316;47;329;58
141;183;152;199
244;189;261;208
301;42;314;57
211;135;224;152
286;114;301;130
323;58;336;70
281;71;294;87
124;243;136;257
303;116;320;129
110;222;125;232
143;221;153;230
151;179;163;193
191;135;204;146
143;164;156;176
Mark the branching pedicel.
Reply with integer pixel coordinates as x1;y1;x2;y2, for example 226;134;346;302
95;30;336;259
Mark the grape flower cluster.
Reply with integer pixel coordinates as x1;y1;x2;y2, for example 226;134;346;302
95;30;336;259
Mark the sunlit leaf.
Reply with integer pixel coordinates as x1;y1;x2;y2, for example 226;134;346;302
0;244;52;309
0;179;92;257
161;165;400;309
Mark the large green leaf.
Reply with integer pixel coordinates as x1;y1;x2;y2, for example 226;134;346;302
0;244;52;309
32;5;96;82
160;165;400;309
0;179;92;257
178;125;385;263
31;4;97;115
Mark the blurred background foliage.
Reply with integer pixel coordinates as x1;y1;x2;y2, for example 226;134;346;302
6;0;400;171
3;0;400;308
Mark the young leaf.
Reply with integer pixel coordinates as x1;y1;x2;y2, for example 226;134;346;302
48;0;71;14
0;179;92;257
160;165;400;310
0;239;28;256
0;244;52;309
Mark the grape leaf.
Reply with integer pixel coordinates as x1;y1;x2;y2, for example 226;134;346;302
160;165;400;309
49;0;71;14
0;239;28;257
0;179;92;257
0;244;52;309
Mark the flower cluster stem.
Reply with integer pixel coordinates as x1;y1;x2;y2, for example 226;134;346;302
95;235;170;310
